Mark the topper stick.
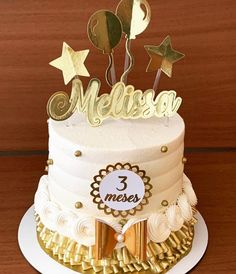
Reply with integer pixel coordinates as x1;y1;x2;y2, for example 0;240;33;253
123;50;130;84
120;39;134;83
110;56;117;85
105;54;114;87
106;53;117;86
153;69;162;91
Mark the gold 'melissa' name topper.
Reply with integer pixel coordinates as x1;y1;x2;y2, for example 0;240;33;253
47;78;182;127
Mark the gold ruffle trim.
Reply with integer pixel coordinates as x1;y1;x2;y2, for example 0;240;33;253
36;215;196;274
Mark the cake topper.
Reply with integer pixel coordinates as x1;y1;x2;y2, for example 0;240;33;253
116;0;151;83
145;36;185;91
47;0;185;127
87;10;122;87
49;42;90;85
47;79;182;126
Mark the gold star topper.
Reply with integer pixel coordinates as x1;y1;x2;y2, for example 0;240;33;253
145;36;185;77
49;42;90;85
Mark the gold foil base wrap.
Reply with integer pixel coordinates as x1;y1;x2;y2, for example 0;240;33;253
36;215;196;274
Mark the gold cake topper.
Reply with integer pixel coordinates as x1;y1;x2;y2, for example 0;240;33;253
116;0;151;40
87;10;122;87
116;0;151;83
49;42;90;85
47;0;185;126
47;78;182;126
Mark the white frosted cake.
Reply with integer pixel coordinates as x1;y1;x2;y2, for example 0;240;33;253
33;1;198;272
34;112;198;273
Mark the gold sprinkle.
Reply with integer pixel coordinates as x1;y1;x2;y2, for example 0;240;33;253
74;150;82;157
182;157;187;164
161;146;168;153
44;166;49;172
75;202;83;209
47;159;54;165
161;200;169;207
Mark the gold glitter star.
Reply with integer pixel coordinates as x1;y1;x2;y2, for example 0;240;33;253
145;36;185;77
49;42;90;85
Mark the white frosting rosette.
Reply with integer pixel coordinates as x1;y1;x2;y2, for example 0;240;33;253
166;205;184;231
56;211;77;236
72;217;96;246
147;213;171;243
183;179;198;206
178;193;193;221
40;201;60;231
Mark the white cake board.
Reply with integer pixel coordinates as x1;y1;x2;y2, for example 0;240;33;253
18;206;208;274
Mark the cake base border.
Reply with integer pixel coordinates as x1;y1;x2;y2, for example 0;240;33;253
18;206;208;274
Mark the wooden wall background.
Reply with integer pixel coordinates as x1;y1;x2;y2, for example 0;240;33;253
0;0;235;152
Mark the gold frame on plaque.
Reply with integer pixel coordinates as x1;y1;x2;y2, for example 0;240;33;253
90;162;152;217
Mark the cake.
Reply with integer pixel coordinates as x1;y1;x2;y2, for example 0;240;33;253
34;1;198;273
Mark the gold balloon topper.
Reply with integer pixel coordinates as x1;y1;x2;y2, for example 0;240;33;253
87;10;122;87
116;0;151;82
116;0;151;40
47;0;185;126
88;10;122;54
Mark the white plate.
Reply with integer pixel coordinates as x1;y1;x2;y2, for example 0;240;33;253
18;206;208;274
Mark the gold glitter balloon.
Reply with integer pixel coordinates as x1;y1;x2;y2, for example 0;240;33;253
88;10;122;54
116;0;151;39
116;0;151;83
87;10;122;87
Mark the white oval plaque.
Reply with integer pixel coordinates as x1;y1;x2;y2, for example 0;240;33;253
99;169;145;211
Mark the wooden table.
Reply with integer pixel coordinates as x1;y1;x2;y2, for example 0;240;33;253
0;151;235;274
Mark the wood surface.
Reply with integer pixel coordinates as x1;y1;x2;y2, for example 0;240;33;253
0;152;235;273
0;0;236;273
0;0;236;150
